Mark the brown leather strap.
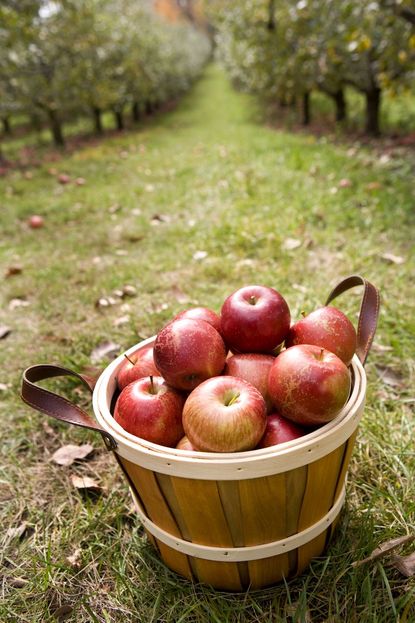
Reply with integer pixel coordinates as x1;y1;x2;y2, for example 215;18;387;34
21;364;117;450
325;275;380;366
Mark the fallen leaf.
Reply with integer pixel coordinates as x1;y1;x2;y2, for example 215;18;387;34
391;551;415;577
75;177;85;186
113;315;130;327
170;285;190;304
51;444;94;467
8;577;28;588
282;237;302;251
108;203;121;214
70;474;102;491
52;604;74;621
329;186;338;194
122;285;137;297
131;207;142;216
352;534;415;567
6;522;29;540
371;342;393;353
90;341;120;364
4;265;23;278
66;548;82;569
193;250;208;261
152;302;169;313
366;181;382;191
0;325;11;339
380;253;405;265
150;213;169;224
95;296;119;309
376;365;405;388
8;298;30;310
0;382;10;391
339;178;352;188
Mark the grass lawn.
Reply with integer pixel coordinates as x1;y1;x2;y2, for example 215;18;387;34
1;64;414;622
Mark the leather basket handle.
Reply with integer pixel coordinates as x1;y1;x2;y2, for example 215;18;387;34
325;274;380;366
21;364;117;450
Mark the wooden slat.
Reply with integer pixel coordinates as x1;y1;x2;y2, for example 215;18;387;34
119;457;193;579
170;476;242;590
296;444;346;572
333;429;358;502
217;481;250;588
238;474;289;587
285;466;308;576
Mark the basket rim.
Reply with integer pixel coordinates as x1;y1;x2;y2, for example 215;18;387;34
92;336;366;478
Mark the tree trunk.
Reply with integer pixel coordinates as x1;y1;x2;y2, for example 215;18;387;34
365;88;381;136
48;109;65;147
145;101;153;115
2;117;11;135
93;107;103;134
333;89;347;123
31;113;42;132
302;91;311;125
132;101;140;122
114;109;124;131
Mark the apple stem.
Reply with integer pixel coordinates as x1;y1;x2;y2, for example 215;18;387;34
149;375;155;394
226;392;240;407
124;353;135;366
249;295;257;305
301;310;307;318
319;348;324;361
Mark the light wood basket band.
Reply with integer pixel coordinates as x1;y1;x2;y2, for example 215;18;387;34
130;486;346;562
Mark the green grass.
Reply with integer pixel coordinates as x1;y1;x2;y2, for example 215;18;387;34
1;64;414;622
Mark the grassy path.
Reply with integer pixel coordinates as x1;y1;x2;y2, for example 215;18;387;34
1;65;414;622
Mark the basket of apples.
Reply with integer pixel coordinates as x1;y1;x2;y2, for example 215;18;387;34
21;274;379;590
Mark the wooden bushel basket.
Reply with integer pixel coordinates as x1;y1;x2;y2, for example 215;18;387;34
21;275;380;591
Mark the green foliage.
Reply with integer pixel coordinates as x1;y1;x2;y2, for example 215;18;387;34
0;0;211;144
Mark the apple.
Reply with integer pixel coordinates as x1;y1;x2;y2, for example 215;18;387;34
182;376;267;452
220;285;290;354
257;413;307;448
176;435;197;451
268;344;351;427
28;215;44;229
117;345;159;390
223;353;275;413
285;306;357;365
153;318;227;391
173;307;221;333
114;376;185;446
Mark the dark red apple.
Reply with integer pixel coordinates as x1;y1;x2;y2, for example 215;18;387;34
117;346;159;390
28;215;44;228
176;435;197;451
223;353;275;413
173;307;221;333
153;318;227;391
182;376;267;452
220;285;290;354
114;376;185;446
268;344;351;427
285;306;357;365
257;413;307;448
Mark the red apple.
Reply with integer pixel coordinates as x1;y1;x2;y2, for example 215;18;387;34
285;306;357;365
182;376;267;452
117;346;159;390
176;435;197;451
153;318;227;391
174;307;221;333
257;413;307;448
114;376;185;446
223;353;275;413
220;285;290;354
268;345;351;427
28;215;44;229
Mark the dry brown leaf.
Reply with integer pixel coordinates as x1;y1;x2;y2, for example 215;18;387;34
366;181;382;191
8;298;30;310
0;382;10;392
282;237;302;251
0;325;11;339
8;577;28;588
6;522;29;540
371;342;393;353
391;551;415;577
113;315;130;327
376;365;405;388
52;604;74;621
352;534;415;567
170;285;190;304
52;444;94;467
90;341;120;364
4;265;23;278
70;474;102;491
66;548;83;569
122;284;137;297
380;253;405;265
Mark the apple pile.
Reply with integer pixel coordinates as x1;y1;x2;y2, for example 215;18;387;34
113;285;356;452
